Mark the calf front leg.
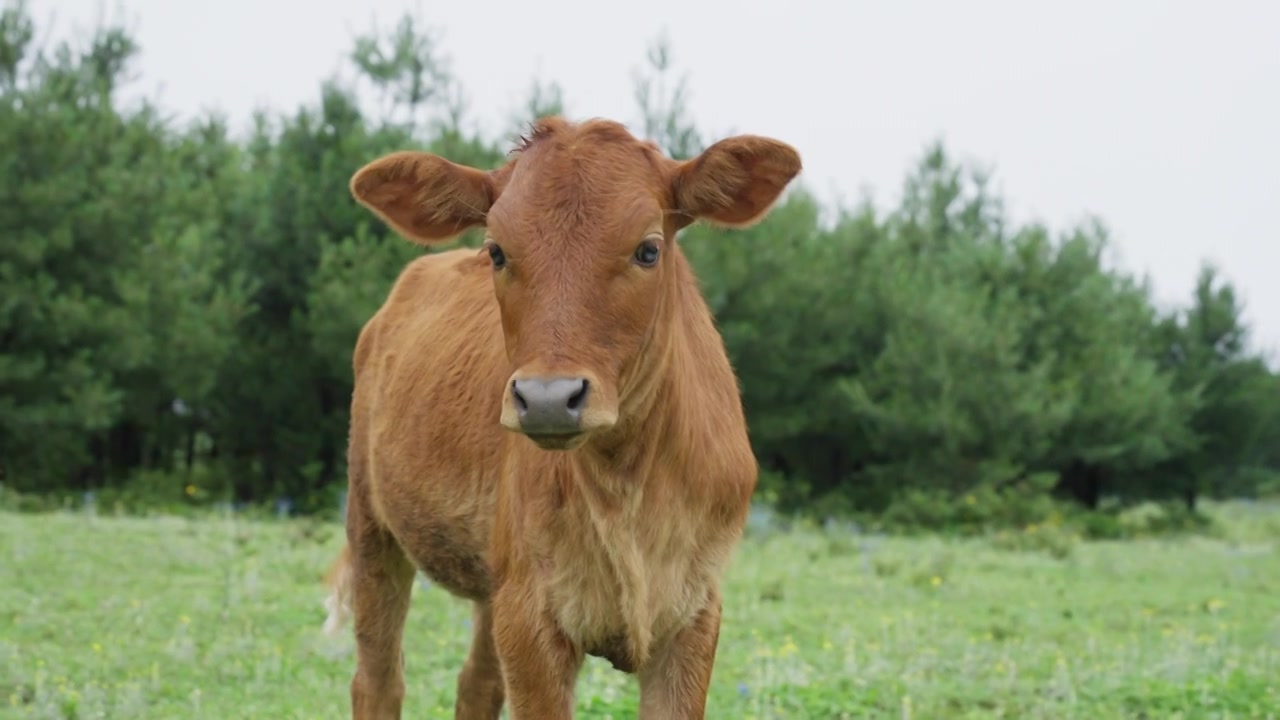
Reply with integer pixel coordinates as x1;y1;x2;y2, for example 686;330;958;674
491;582;583;719
348;525;416;720
637;591;723;719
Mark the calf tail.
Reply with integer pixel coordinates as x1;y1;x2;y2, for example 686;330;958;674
322;543;354;636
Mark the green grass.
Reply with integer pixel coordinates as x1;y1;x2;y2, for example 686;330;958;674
2;503;1278;719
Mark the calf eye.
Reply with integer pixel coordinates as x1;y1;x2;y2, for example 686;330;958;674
633;240;661;268
487;243;507;270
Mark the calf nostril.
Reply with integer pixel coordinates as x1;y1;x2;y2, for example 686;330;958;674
511;380;528;411
566;379;588;411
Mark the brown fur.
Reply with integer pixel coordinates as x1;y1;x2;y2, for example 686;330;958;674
326;116;802;719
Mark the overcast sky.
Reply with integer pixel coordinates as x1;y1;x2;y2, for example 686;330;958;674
31;0;1280;357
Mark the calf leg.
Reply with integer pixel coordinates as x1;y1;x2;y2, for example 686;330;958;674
454;602;505;719
636;592;723;720
491;582;583;719
348;523;416;720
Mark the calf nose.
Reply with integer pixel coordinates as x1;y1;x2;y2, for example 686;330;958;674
511;377;589;434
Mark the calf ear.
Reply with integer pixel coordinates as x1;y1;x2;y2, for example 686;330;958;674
671;136;802;229
350;151;506;244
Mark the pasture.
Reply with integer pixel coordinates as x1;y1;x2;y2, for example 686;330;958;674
2;504;1278;719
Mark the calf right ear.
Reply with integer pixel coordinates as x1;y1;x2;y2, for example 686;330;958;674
671;135;802;230
350;152;506;244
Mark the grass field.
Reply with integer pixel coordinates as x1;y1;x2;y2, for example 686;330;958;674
2;503;1278;719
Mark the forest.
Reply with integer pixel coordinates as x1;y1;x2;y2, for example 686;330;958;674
2;3;1277;529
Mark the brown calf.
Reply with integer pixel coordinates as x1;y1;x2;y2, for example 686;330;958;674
323;116;801;719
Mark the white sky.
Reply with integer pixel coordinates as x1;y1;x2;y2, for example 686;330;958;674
30;0;1280;357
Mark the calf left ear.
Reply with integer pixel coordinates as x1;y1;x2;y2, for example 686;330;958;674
350;151;507;244
671;135;802;229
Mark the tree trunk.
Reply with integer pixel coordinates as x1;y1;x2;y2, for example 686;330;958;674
1055;459;1103;509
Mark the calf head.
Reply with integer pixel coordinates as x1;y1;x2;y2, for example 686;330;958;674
350;117;801;450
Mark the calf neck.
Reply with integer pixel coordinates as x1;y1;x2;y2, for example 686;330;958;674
324;116;802;719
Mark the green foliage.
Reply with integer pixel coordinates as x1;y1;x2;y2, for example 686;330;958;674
875;473;1062;536
631;31;703;160
1;3;1277;522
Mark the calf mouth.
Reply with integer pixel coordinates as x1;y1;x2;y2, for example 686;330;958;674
523;431;589;451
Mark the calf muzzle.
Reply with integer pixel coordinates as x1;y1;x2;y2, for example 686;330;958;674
511;376;589;436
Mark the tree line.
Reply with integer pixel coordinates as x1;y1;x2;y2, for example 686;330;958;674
2;4;1277;521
